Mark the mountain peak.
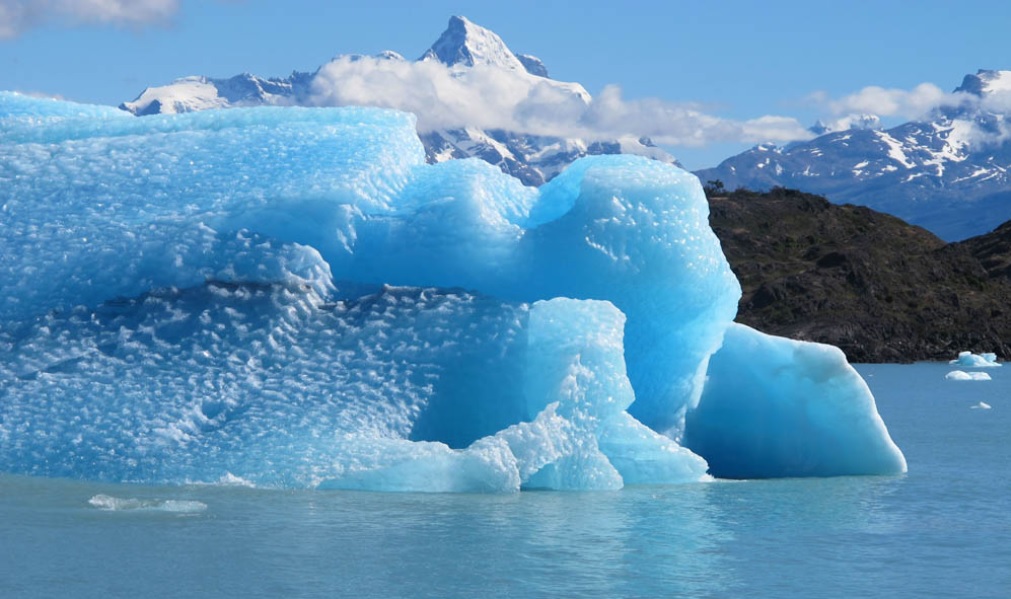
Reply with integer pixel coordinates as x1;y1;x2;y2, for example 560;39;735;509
419;15;526;72
954;69;1011;96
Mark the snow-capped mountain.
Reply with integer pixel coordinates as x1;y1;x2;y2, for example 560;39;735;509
419;14;529;72
121;16;676;185
122;71;314;115
696;70;1011;241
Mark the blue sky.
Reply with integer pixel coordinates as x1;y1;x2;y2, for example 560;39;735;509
2;0;1010;168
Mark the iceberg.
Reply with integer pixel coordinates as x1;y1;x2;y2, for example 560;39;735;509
949;351;1001;368
0;92;905;490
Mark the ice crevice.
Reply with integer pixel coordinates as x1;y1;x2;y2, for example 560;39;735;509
0;92;906;491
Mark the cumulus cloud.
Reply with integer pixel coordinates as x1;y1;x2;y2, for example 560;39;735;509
977;89;1011;114
808;80;1011;144
0;0;179;39
808;83;974;121
308;56;813;147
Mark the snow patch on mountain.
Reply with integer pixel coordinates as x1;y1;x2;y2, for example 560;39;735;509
874;130;915;169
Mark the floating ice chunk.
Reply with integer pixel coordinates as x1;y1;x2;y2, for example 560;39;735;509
949;351;1002;368
945;370;992;381
0;94;904;490
971;402;992;410
684;323;907;479
88;494;208;513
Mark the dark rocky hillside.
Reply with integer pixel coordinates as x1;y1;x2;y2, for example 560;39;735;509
708;187;1011;362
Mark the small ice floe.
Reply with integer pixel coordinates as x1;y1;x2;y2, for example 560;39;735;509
949;351;1001;368
971;402;992;410
88;494;207;513
945;370;992;381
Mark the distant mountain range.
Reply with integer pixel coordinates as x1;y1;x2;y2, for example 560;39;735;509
120;15;677;186
121;19;1011;240
698;70;1011;241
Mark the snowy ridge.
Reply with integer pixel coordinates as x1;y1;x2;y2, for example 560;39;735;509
121;16;671;185
122;77;228;115
698;70;1011;241
121;72;312;116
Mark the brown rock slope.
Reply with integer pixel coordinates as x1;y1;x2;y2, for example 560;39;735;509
708;187;1011;362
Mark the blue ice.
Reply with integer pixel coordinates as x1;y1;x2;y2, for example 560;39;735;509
685;324;907;478
0;92;906;490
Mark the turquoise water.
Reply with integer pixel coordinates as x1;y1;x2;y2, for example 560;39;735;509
1;363;1008;598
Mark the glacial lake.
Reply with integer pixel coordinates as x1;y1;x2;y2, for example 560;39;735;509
1;362;1008;598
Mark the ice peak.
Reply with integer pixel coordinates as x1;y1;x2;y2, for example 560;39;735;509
420;15;526;72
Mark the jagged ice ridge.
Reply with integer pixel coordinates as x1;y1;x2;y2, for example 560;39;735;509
0;92;907;491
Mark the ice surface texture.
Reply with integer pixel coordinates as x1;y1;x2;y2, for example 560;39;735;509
0;92;905;489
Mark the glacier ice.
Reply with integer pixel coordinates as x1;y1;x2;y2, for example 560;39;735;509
949;351;1001;368
0;92;905;490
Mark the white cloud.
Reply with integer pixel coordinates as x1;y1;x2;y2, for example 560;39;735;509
0;0;179;39
978;90;1011;114
308;57;813;147
808;81;1011;145
809;83;969;121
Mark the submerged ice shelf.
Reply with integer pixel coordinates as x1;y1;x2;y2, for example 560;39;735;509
0;92;906;490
